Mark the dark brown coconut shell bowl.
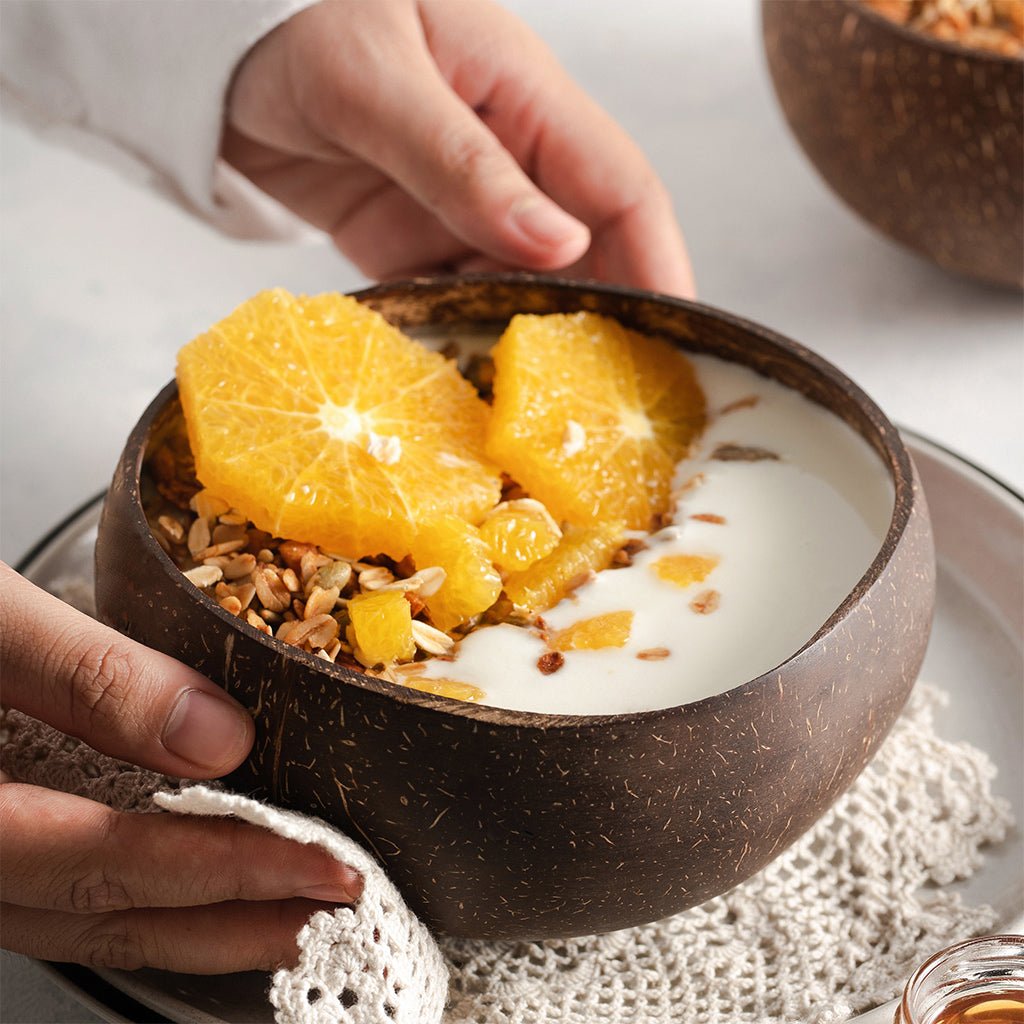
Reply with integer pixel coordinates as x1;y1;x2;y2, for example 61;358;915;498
762;0;1024;289
95;276;935;940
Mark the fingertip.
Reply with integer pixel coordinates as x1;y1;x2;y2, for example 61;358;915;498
509;195;590;268
161;688;254;778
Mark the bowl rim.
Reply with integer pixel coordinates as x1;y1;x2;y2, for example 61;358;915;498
120;272;919;731
834;0;1024;64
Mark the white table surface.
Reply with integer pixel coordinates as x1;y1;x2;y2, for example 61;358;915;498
1;2;1021;1021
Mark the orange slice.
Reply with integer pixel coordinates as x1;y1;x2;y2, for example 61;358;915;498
411;515;503;632
550;611;634;651
485;312;706;530
503;522;625;614
348;590;415;666
652;553;718;588
176;289;501;559
478;498;562;572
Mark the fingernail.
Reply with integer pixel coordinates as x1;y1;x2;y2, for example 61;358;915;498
294;882;361;904
511;196;587;248
162;688;252;771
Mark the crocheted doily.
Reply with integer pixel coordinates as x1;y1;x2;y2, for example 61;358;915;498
1;681;1012;1024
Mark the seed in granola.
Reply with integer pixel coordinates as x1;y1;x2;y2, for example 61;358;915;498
187;517;211;556
636;647;671;661
411;620;456;656
300;549;333;587
157;515;185;545
257;548;275;563
689;589;721;615
537;651;565;675
313;561;353;593
183;564;223;588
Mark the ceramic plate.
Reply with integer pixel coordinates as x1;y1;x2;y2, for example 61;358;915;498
21;432;1024;1024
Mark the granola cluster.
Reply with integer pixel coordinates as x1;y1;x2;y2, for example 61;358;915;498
864;0;1024;55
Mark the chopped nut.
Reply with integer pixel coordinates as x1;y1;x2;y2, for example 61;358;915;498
689;589;721;615
223;552;257;580
637;647;671;661
411;620;456;656
218;595;243;616
246;609;272;635
183;565;223;588
358;566;395;591
187;517;211;557
253;565;290;613
537;651;565;675
157;515;185;545
305;585;341;620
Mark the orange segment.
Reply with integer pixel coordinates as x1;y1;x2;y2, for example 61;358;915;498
503;522;625;614
348;590;415;666
395;676;486;702
652;553;718;588
485;312;706;530
411;515;503;632
176;289;501;558
478;498;562;572
551;611;634;652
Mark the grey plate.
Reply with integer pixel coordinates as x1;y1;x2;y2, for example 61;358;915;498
20;432;1024;1024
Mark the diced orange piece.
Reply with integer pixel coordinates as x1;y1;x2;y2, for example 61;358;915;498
485;312;705;530
176;289;501;559
348;590;415;666
551;611;634;652
395;676;486;702
478;498;562;572
652;553;718;588
503;522;625;614
411;515;502;632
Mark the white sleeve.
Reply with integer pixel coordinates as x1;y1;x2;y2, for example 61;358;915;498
0;0;320;239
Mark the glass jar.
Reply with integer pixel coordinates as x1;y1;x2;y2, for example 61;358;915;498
894;934;1024;1024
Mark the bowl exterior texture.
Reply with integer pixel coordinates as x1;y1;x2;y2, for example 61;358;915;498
763;0;1024;288
95;277;935;940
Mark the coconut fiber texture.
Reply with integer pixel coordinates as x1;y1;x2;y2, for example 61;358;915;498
0;681;1013;1024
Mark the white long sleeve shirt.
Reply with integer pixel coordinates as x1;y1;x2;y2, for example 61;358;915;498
1;0;319;237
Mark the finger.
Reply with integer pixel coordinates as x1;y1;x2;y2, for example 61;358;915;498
0;784;363;912
320;54;591;270
0;898;325;974
420;1;695;297
0;563;253;778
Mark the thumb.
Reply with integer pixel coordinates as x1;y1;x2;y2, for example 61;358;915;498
347;66;591;270
0;563;253;779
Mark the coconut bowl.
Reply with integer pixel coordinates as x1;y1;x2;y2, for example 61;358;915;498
95;275;935;940
762;0;1024;289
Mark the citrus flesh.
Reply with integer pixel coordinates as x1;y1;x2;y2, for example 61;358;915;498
411;515;503;633
550;611;634;652
652;553;719;588
503;522;625;614
485;312;706;530
477;498;562;572
347;590;415;666
176;289;501;559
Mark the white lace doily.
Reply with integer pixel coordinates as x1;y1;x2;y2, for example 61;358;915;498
0;680;1012;1024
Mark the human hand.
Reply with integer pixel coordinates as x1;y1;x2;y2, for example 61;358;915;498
223;0;694;296
0;562;362;973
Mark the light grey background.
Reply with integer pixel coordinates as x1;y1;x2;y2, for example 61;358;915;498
1;1;1021;1021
